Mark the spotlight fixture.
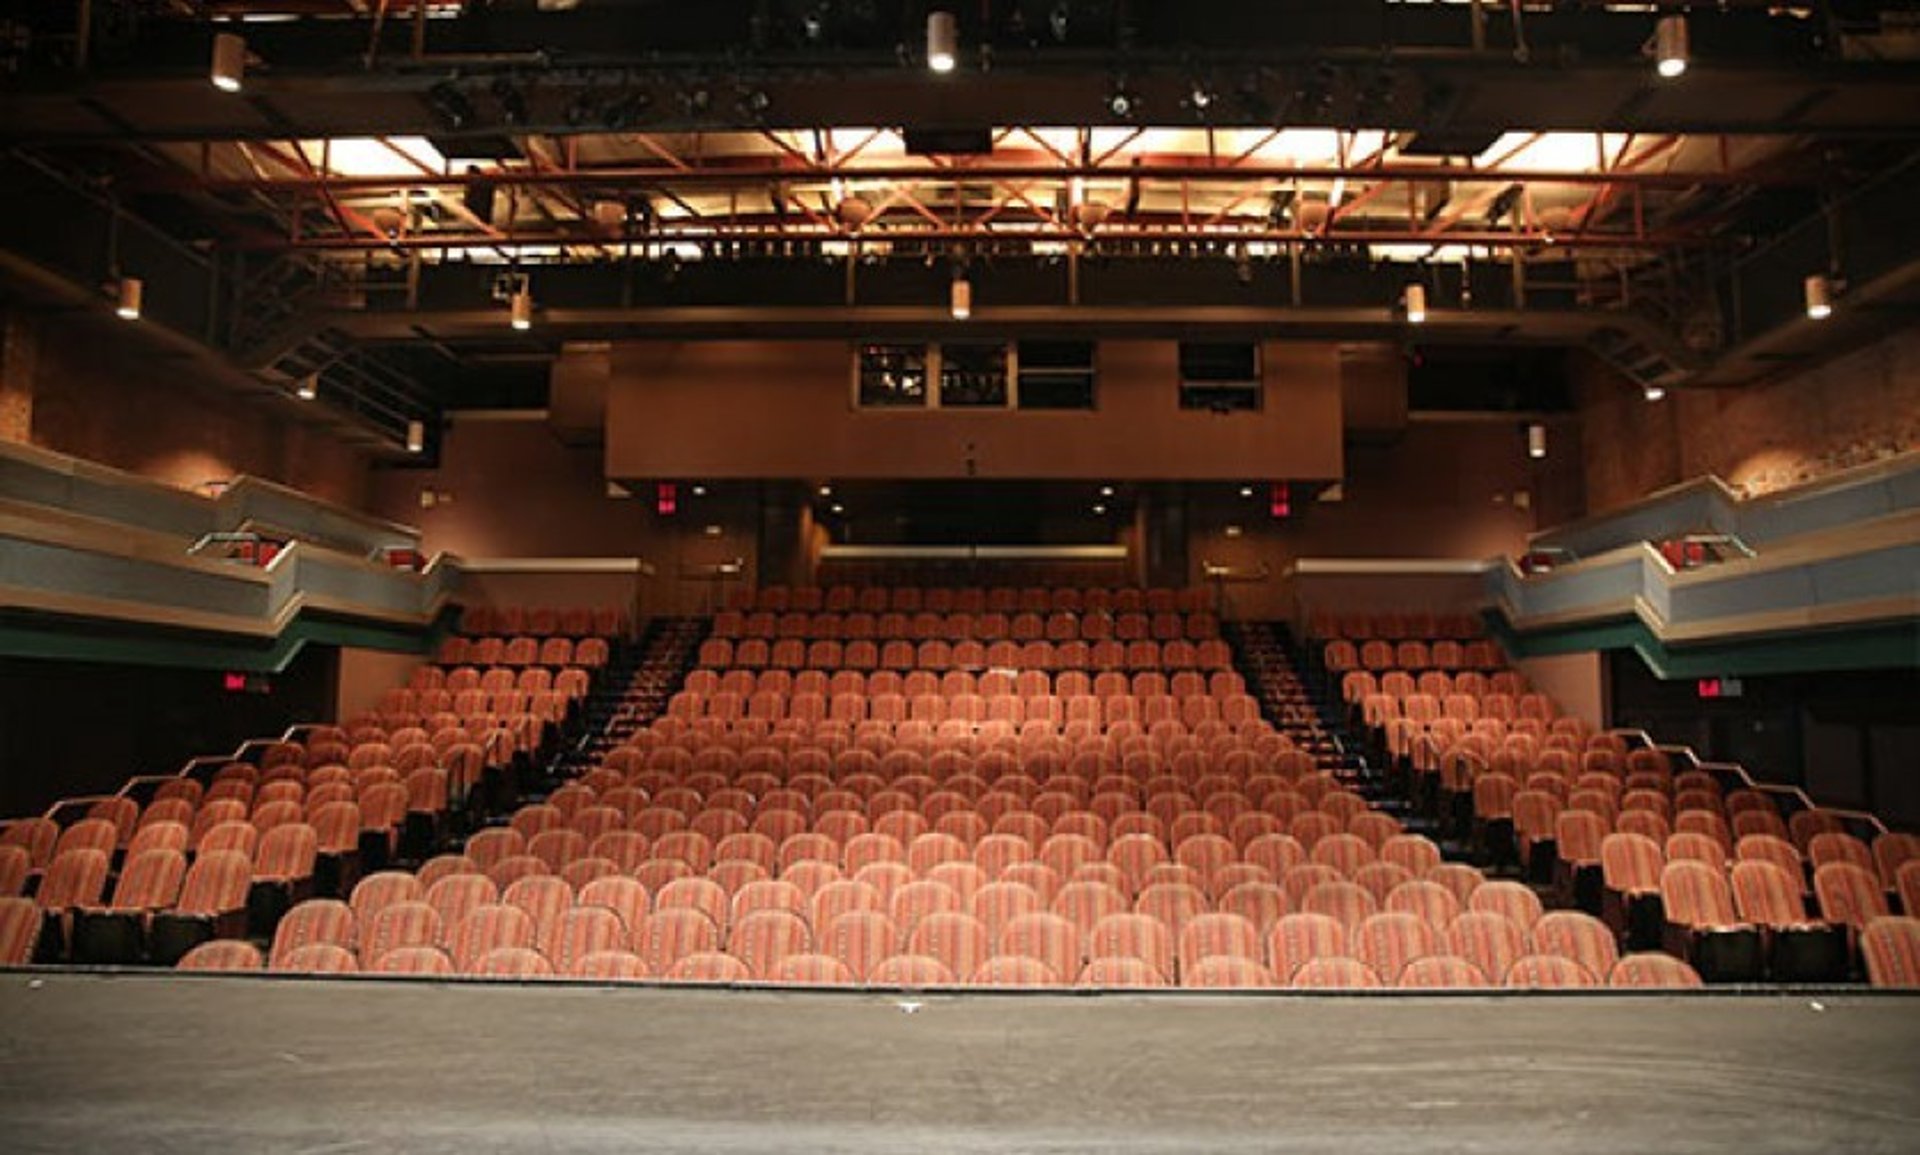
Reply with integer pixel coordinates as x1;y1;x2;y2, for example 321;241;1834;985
1643;385;1667;402
819;484;833;497
114;276;143;320
950;275;972;320
1099;485;1115;498
296;374;318;401
491;77;527;126
1654;15;1689;79
509;285;533;330
406;420;425;454
602;90;651;131
691;484;707;497
737;88;771;119
1048;2;1069;42
426;82;475;131
564;91;597;128
1403;283;1427;324
1804;273;1833;320
1239;485;1254;498
1185;82;1216;116
830;503;846;515
927;11;958;74
1527;423;1547;460
1092;504;1107;516
1106;83;1139;120
210;32;246;93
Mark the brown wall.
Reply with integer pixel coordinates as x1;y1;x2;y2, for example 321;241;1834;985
1185;417;1585;617
1577;329;1920;512
1516;651;1607;730
371;407;1584;618
364;415;761;614
336;647;424;722
14;311;369;508
605;339;1345;481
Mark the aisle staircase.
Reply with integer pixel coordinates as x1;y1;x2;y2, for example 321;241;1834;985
1227;620;1469;865
543;617;708;786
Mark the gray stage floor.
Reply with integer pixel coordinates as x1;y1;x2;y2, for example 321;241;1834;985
2;972;1918;1154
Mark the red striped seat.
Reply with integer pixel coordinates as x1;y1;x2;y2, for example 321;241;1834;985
176;939;264;971
1607;953;1703;989
1396;955;1490;989
1504;954;1599;988
1289;956;1380;989
1861;917;1920;989
1077;955;1169;987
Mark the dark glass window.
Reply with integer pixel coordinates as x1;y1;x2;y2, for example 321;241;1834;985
938;343;1010;408
1178;342;1261;411
1017;340;1096;410
857;344;928;408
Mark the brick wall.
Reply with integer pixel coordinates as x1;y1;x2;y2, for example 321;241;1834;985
21;311;369;508
1577;329;1920;512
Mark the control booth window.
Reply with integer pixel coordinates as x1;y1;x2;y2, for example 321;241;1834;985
1178;342;1262;411
938;343;1010;408
1017;340;1097;410
857;344;928;408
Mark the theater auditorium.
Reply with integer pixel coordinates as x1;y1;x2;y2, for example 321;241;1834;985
1;2;1918;1150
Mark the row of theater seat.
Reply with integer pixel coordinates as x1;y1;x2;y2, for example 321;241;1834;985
696;638;1234;673
1308;612;1483;642
403;664;593;697
168;859;1717;989
727;586;1214;615
435;636;611;668
712;610;1221;643
1326;637;1505;673
684;668;1249;700
457;605;628;637
664;690;1267;730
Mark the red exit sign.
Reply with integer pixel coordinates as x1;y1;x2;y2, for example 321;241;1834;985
1696;677;1744;699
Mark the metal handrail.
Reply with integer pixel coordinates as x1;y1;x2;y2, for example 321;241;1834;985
1607;727;1889;837
1420;724;1890;838
185;530;278;558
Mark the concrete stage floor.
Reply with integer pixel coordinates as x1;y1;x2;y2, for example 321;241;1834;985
1;972;1917;1154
